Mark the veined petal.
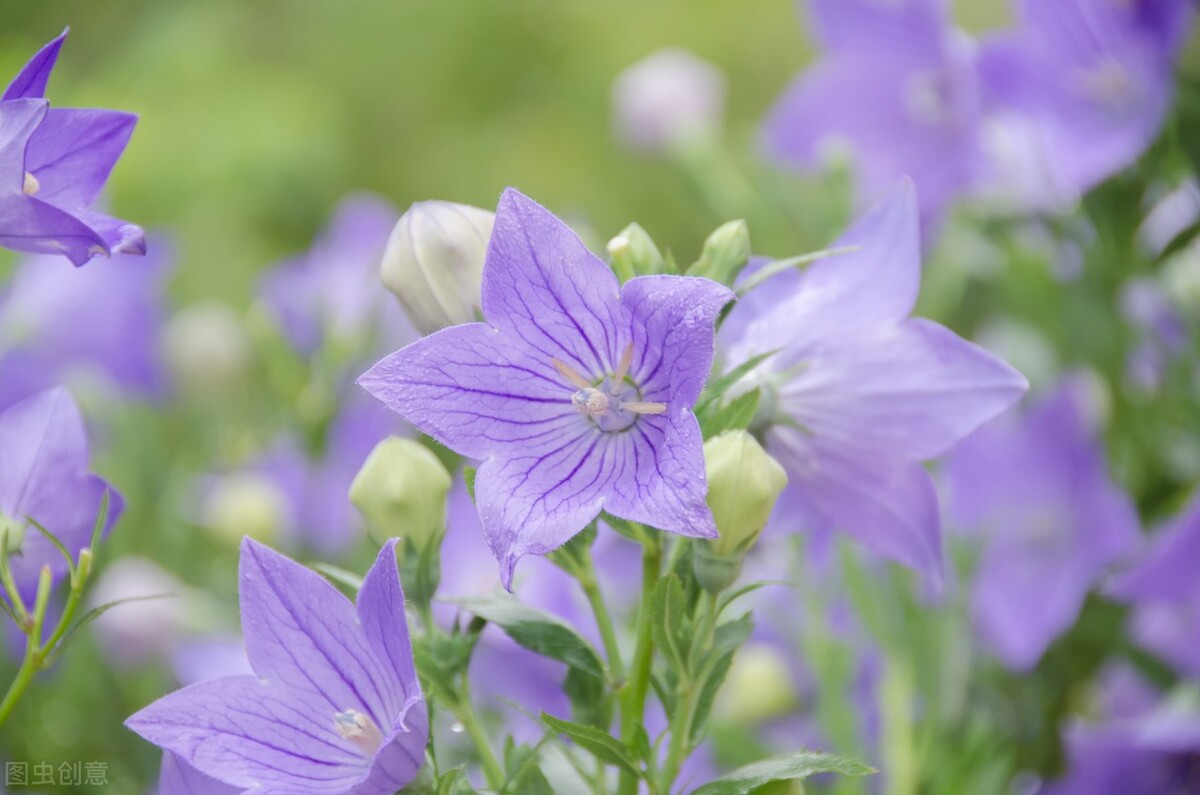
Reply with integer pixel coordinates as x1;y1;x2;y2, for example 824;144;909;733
0;98;48;190
158;753;240;795
238;539;398;732
359;322;581;461
781;318;1028;462
72;208;146;256
127;676;367;794
475;431;612;589
2;31;66;101
605;411;717;539
25;108;137;209
0;193;109;265
620;275;733;406
480;188;625;378
357;540;419;708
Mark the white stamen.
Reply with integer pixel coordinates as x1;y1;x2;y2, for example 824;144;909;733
619;400;667;415
334;709;384;756
552;358;593;390
22;172;39;196
572;387;610;416
614;342;634;385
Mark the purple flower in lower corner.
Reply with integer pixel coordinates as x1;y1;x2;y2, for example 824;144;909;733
944;378;1141;670
0;386;122;605
720;180;1027;589
127;538;427;794
360;188;732;587
0;30;144;265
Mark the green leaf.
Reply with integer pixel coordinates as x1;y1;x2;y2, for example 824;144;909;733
698;388;760;439
435;767;479;795
310;562;364;593
49;594;175;662
689;750;875;795
447;592;605;680
462;466;478;501
694;351;777;417
734;245;859;298
503;740;556;795
564;664;609;728
540;713;641;776
651;574;689;671
717;580;797;616
88;489;113;554
23;518;75;575
412;630;477;704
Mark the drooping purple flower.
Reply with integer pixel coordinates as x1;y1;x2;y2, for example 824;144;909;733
360;188;732;586
0;237;173;410
1111;494;1200;679
721;180;1026;588
943;377;1140;670
127;539;427;794
763;0;983;229
0;387;123;605
977;0;1191;208
0;30;144;265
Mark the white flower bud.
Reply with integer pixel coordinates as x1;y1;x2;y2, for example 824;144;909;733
715;643;799;725
705;431;787;559
162;302;252;397
612;48;726;154
203;473;288;545
380;201;494;335
349;437;451;551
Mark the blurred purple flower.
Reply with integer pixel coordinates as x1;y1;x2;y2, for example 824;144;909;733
944;378;1140;670
978;0;1190;208
612;48;726;154
127;539;427;795
1112;494;1200;678
260;193;410;356
0;237;173;410
0;387;122;605
763;0;983;228
721;180;1026;589
361;188;731;587
0;30;143;265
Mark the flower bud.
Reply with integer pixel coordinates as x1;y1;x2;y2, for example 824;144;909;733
203;473;288;546
162;302;252;398
715;642;799;725
612;48;725;154
705;431;787;559
688;220;751;285
380;201;494;335
607;223;665;282
349;437;451;551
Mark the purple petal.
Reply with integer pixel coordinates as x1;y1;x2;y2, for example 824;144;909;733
357;540;419;705
480;188;624;377
1112;495;1200;603
2;31;66;101
807;0;948;59
0;193;110;265
0;97;48;189
620;274;733;406
24;108;137;210
359;322;581;461
158;753;240;795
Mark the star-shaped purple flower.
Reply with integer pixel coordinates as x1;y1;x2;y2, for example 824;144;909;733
720;180;1026;589
127;538;427;795
360;188;732;587
944;377;1141;670
0;30;144;266
763;0;983;230
0;386;122;605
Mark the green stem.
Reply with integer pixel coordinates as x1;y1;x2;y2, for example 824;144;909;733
616;536;662;795
454;674;506;791
578;553;626;684
659;591;719;792
0;641;37;729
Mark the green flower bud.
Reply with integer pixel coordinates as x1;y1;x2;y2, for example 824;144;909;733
203;473;287;546
162;302;252;399
349;437;451;551
381;201;495;335
607;222;664;281
705;430;787;559
715;642;799;725
688;219;750;285
1;514;25;557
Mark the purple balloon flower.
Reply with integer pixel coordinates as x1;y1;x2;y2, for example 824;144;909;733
0;30;144;265
0;386;122;605
763;0;983;229
158;753;240;795
127;538;428;795
944;378;1141;670
721;180;1026;588
360;188;732;587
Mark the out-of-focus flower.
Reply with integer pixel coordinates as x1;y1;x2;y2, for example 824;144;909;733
0;31;143;265
612;48;726;154
0;238;173;410
360;188;732;587
127;539;427;794
200;472;288;546
1112;494;1200;679
1119;276;1188;393
763;0;982;228
978;0;1190;209
350;436;451;551
0;387;122;605
380;200;495;335
260;194;408;356
161;302;252;399
721;180;1026;589
1139;179;1200;256
944;378;1140;670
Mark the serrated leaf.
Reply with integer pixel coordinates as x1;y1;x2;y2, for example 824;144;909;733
651;575;689;671
564;664;609;728
699;388;761;439
448;593;604;680
689;750;875;794
541;713;641;776
695;351;777;416
503;740;556;795
711;612;754;656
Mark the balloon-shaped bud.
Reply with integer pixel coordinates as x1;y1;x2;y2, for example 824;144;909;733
349;437;451;551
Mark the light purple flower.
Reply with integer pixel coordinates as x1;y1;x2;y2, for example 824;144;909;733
0;237;173;410
360;188;732;587
0;30;143;265
977;0;1190;208
0;387;122;605
721;180;1026;588
157;753;240;795
1111;494;1200;679
763;0;983;228
127;539;427;795
944;378;1140;670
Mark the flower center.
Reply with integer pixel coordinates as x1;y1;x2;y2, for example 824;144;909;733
333;708;383;756
1077;58;1135;109
22;172;39;196
553;343;665;433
